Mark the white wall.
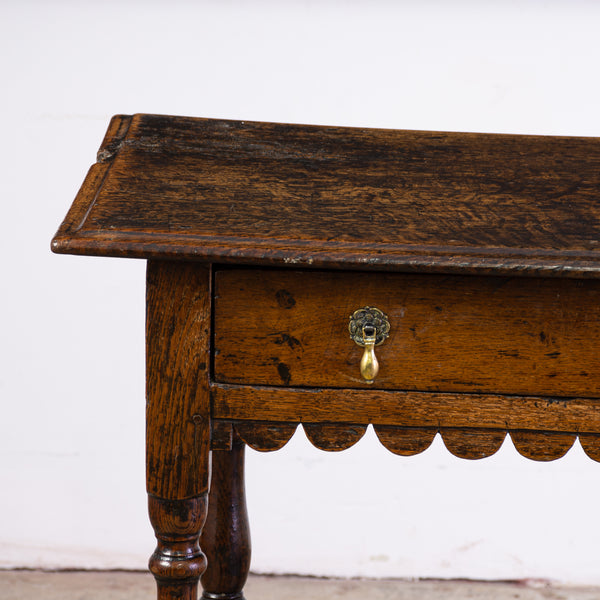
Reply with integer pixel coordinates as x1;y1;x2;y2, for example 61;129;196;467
2;0;600;584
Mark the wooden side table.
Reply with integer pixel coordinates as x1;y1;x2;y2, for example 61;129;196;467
53;114;600;600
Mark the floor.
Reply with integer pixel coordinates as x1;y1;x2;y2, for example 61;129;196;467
1;571;600;600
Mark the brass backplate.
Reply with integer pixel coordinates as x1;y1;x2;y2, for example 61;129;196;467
348;307;390;347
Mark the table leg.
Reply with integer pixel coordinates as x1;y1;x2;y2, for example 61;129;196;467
201;435;251;600
149;495;208;600
146;261;213;600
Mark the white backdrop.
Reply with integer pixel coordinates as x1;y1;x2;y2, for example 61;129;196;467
2;0;600;584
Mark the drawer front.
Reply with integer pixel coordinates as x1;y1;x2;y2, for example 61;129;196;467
214;269;600;397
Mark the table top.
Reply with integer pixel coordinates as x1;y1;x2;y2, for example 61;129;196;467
52;113;600;277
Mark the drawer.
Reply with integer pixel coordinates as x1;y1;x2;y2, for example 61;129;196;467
214;269;600;398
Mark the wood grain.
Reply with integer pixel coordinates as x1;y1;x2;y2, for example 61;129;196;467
51;115;132;244
510;431;576;461
234;421;297;452
201;434;250;600
211;420;593;462
146;261;212;499
211;384;600;434
579;434;600;461
215;269;600;398
211;420;234;451
303;423;367;451
374;426;436;456
441;428;506;459
52;114;600;278
52;113;600;596
148;494;208;600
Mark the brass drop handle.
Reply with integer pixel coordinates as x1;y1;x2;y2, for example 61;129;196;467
349;307;390;384
360;324;378;383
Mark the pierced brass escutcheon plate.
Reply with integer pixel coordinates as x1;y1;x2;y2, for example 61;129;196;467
349;307;390;347
348;307;390;384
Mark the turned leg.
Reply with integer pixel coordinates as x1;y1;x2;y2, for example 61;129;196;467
201;435;251;600
149;496;208;600
146;261;212;600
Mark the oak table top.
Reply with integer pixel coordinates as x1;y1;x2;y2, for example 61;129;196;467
52;113;600;277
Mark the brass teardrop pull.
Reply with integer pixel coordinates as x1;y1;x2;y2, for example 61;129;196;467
348;307;390;384
360;324;379;382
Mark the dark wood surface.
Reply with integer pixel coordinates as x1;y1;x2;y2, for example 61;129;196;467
211;384;600;434
209;418;600;462
234;421;298;452
146;261;212;598
215;268;600;397
52;113;600;277
201;434;251;600
53;115;600;598
146;260;212;499
148;495;207;600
